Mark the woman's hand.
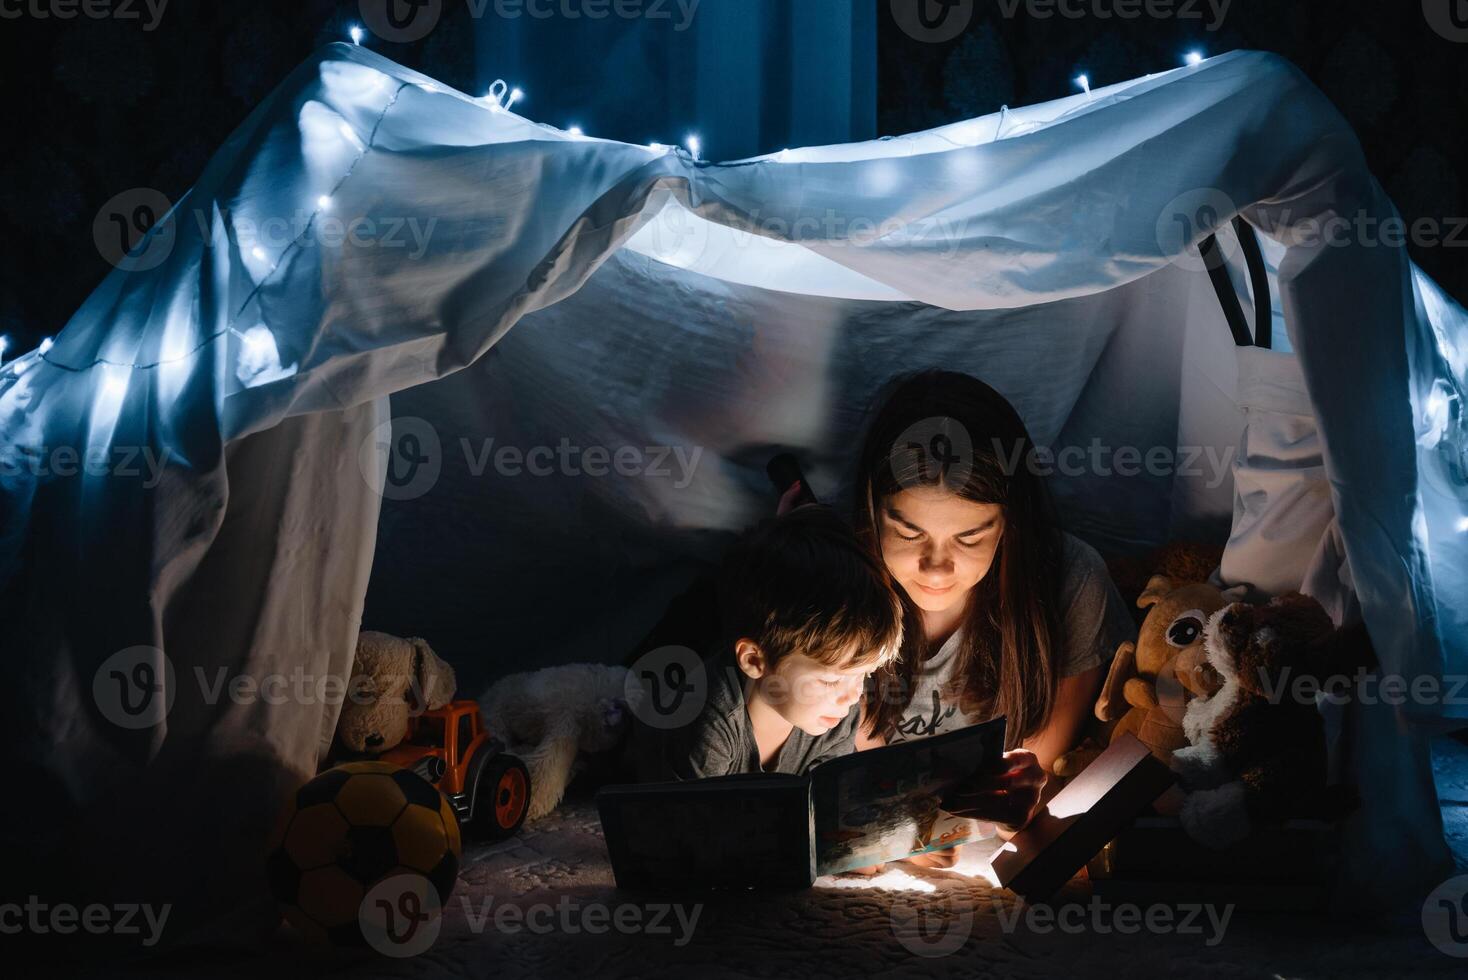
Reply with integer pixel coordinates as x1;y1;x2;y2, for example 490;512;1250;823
940;749;1046;832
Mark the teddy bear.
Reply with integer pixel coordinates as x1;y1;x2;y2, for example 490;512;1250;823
479;663;631;821
1170;593;1373;847
1053;573;1238;777
334;631;458;755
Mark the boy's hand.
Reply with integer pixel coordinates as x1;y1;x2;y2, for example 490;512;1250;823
939;749;1046;832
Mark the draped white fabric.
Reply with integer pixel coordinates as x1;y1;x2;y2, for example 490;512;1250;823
2;44;1464;940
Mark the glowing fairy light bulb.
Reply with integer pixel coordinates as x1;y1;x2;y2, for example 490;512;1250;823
1075;74;1090;95
685;134;701;160
1185;51;1204;66
350;25;364;45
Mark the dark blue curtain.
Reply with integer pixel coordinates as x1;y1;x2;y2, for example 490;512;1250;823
472;0;876;161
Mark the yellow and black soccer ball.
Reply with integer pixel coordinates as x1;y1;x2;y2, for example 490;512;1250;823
266;761;461;947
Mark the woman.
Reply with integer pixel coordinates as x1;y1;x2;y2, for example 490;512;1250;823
794;371;1133;868
848;370;1133;770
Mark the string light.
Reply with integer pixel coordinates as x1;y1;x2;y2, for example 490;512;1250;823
1458;516;1468;532
39;337;53;354
1184;51;1204;66
1075;74;1091;95
101;370;128;400
507;87;524;110
0;334;8;364
349;25;364;45
317;195;333;209
685;134;701;160
567;125;584;138
647;142;668;153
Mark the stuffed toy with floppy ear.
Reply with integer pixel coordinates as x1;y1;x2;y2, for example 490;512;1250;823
335;632;457;755
1171;593;1373;848
1095;574;1237;762
479;664;630;821
1054;574;1235;777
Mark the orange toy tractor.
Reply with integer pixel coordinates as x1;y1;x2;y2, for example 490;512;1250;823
380;699;531;840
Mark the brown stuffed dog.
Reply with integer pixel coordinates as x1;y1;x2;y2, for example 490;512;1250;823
1171;593;1373;847
335;631;458;754
1054;574;1234;776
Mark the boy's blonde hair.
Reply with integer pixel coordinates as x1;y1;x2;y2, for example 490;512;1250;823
716;505;903;671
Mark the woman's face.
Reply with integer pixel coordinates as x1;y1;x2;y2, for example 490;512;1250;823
878;487;1005;616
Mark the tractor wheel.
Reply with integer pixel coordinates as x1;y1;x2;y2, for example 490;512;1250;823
471;754;530;840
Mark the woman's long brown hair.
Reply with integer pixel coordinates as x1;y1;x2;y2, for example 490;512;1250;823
853;370;1063;749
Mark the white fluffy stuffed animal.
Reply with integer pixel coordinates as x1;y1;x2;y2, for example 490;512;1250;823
479;664;630;821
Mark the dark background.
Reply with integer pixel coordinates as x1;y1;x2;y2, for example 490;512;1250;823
0;0;1463;356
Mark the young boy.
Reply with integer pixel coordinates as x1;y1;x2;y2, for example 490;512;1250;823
631;505;904;781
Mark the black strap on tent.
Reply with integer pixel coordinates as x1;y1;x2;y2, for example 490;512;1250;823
1199;216;1272;349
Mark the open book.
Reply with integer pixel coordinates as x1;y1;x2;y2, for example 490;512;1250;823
597;717;1007;890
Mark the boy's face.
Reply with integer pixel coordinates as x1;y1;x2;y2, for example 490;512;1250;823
738;644;872;737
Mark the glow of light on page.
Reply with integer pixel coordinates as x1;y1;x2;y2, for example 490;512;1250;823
1045;783;1105;820
974;839;1021;886
816;868;936;893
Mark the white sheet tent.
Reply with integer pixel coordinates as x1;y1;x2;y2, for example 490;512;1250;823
2;44;1465;945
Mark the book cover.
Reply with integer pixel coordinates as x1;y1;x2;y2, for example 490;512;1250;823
988;733;1177;901
597;717;1007;890
811;717;1007;875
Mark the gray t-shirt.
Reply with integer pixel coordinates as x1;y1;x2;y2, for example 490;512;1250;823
888;532;1133;745
630;651;860;781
